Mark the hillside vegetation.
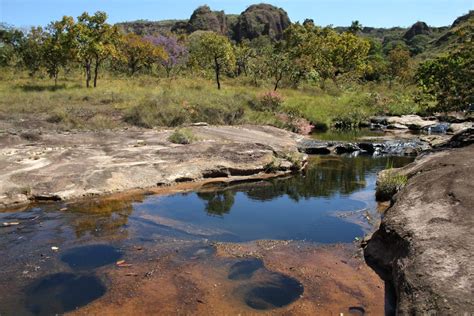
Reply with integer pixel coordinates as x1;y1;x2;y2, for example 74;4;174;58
0;5;472;132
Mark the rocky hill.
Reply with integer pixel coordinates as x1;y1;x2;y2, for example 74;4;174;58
117;3;291;41
117;4;472;57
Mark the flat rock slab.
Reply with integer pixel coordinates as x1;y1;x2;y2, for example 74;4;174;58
364;144;474;314
0;125;305;208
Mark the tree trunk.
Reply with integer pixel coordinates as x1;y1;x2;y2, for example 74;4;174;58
214;57;221;90
93;58;99;88
85;61;91;88
274;71;282;91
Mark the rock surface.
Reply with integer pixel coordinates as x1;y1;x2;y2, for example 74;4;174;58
386;115;437;130
364;144;474;314
0;125;306;208
234;3;291;41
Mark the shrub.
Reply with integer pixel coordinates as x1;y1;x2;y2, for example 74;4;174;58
375;169;408;201
168;128;196;144
254;91;284;111
331;108;370;129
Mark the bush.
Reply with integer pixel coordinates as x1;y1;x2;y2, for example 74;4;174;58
168;128;196;144
375;169;408;201
254;91;284;111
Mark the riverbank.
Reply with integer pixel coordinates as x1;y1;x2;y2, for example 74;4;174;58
363;129;474;314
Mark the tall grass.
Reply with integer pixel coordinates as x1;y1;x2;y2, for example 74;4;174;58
0;70;421;131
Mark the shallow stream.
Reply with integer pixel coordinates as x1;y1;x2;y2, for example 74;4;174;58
0;155;413;315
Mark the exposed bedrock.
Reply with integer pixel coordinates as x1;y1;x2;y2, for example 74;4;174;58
0;125;307;209
363;141;474;314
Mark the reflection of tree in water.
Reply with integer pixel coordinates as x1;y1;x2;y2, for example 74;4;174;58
67;198;139;238
197;191;236;216
244;156;413;202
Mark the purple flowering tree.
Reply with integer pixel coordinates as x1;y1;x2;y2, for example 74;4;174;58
145;35;188;77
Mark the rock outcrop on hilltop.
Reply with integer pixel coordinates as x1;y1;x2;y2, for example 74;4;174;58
403;21;431;40
187;5;227;34
233;4;291;41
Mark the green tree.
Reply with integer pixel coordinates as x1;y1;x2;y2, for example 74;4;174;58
0;24;23;67
75;11;119;88
189;31;235;89
118;33;166;76
364;39;388;81
416;40;473;112
387;46;411;87
43;16;76;85
330;31;370;79
284;24;370;87
268;49;290;91
349;20;363;34
19;27;46;76
234;40;254;76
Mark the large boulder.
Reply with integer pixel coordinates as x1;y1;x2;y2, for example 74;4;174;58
234;4;291;41
364;144;474;314
187;5;227;34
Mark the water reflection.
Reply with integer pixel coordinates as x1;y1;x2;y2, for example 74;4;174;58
243;156;413;202
67;198;137;238
196;191;235;216
134;156;414;243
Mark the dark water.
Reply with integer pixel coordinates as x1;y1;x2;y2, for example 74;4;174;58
228;258;264;280
228;258;304;310
61;244;122;270
0;155;414;314
25;273;106;315
239;273;305;310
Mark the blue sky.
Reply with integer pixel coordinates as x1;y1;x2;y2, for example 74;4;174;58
1;0;472;28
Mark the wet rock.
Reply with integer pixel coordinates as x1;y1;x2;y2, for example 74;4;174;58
357;142;375;154
334;143;360;154
364;145;474;314
297;140;331;155
370;116;389;125
439;127;474;148
378;140;431;156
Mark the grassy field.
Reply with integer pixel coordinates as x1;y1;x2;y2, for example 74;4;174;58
0;69;422;132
